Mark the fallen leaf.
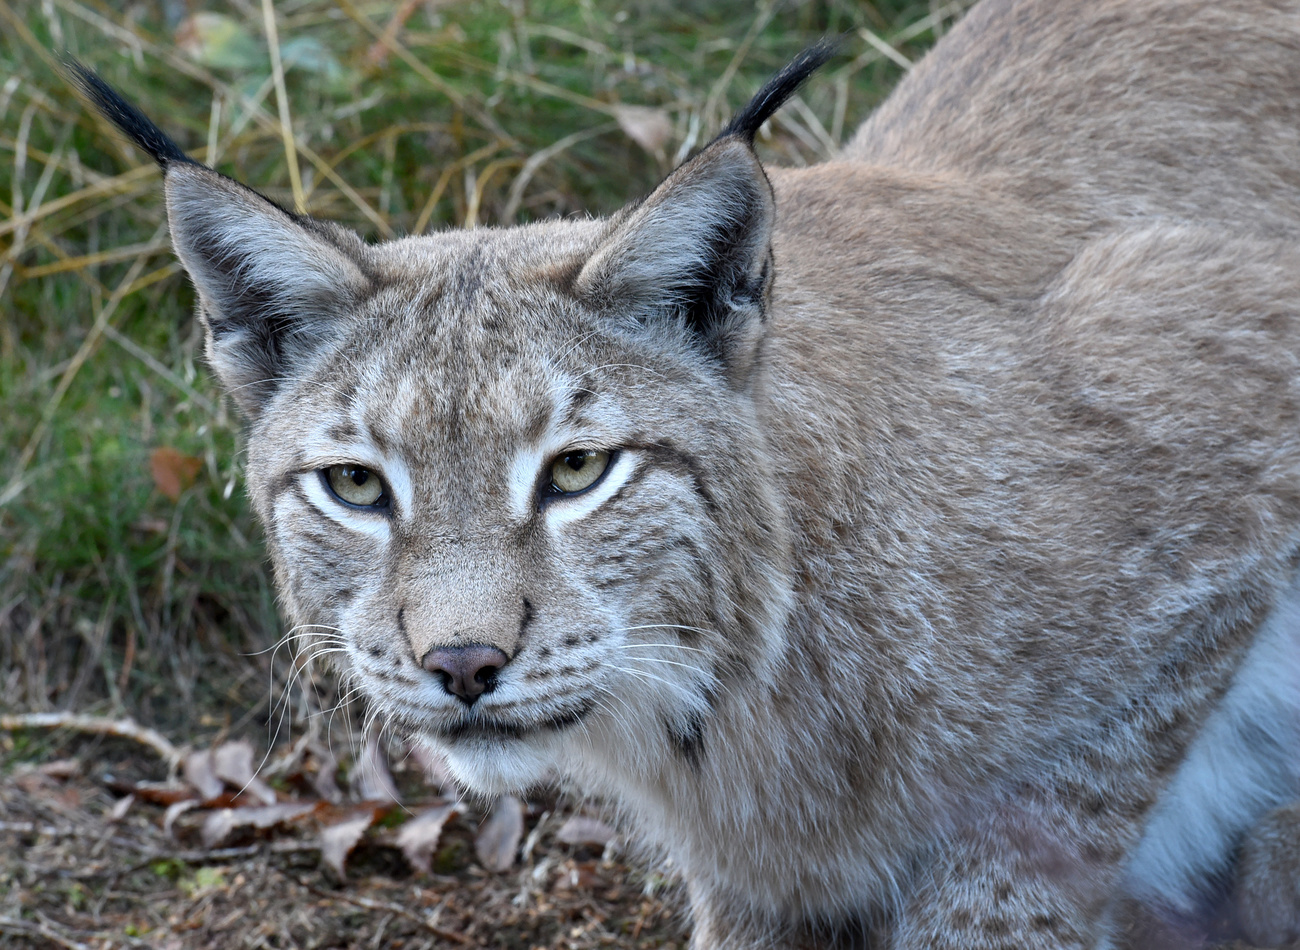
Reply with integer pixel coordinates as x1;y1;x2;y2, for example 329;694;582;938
614;105;673;157
182;750;224;801
351;727;400;803
555;815;618;848
553;860;602;892
278;36;343;81
475;794;524;872
213;740;277;805
107;794;135;822
307;743;343;804
150;447;202;502
319;808;379;880
38;759;80;780
201;801;318;849
164;799;200;839
396;803;456;874
181;865;227;898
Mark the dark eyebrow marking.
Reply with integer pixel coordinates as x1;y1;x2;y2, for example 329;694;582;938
326;422;359;444
558;379;599;426
624;439;719;514
527;377;599;443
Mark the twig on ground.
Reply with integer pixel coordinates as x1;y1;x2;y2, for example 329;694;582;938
0;711;184;768
296;877;480;946
0;914;92;950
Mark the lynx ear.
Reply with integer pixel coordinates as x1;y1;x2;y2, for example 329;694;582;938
66;60;369;418
575;41;835;382
575;138;774;379
164;164;371;417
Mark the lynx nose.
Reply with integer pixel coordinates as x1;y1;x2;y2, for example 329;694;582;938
421;644;508;704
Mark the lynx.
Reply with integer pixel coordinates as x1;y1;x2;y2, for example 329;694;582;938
74;0;1300;946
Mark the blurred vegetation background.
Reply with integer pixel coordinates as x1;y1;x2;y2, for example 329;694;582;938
0;0;957;741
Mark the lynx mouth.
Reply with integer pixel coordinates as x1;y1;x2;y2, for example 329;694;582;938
434;698;595;743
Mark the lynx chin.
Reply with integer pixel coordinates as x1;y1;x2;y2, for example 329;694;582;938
74;0;1300;946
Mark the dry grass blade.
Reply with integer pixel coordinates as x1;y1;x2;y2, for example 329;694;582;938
260;0;304;213
2;221;166;505
332;0;510;143
701;0;779;130
501;122;614;222
859;26;914;71
101;323;219;418
0;166;156;241
413;141;504;234
18;237;171;278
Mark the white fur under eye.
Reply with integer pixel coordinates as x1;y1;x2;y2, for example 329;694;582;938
544;450;638;526
300;472;391;539
301;436;413;516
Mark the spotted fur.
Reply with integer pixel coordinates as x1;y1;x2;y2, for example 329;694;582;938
77;1;1300;946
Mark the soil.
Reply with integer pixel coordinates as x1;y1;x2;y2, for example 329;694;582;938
0;730;1281;950
0;731;686;950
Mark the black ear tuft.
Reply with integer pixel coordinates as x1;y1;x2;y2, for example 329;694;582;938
63;57;196;169
718;40;839;144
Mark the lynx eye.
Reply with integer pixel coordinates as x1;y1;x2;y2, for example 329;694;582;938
549;449;611;496
323;464;388;508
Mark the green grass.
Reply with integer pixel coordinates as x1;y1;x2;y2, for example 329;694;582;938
0;0;956;736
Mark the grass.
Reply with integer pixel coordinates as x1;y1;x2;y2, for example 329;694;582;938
0;0;956;739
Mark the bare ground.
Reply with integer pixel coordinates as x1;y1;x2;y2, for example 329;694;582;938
0;731;686;950
0;730;1285;950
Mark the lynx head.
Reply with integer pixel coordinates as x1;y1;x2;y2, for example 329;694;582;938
71;47;830;793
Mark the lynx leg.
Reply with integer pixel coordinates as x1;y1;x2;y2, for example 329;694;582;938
687;881;795;950
1235;800;1300;948
888;796;1129;950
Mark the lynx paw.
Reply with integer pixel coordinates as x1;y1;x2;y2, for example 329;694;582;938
1235;800;1300;948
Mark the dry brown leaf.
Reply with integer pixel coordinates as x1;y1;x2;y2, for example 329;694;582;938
351;728;400;803
164;799;200;839
182;749;224;801
150;447;202;502
319;809;378;880
107;793;135;822
475;794;524;872
553;860;602;892
614;105;673;157
201;801;318;849
38;759;80;780
307;743;343;804
106;779;198;807
555;815;618;848
396;803;456;874
213;740;277;805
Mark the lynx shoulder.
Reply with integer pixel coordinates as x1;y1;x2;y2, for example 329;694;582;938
74;0;1300;946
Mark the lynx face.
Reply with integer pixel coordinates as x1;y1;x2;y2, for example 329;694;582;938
239;218;794;792
69;44;818;797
